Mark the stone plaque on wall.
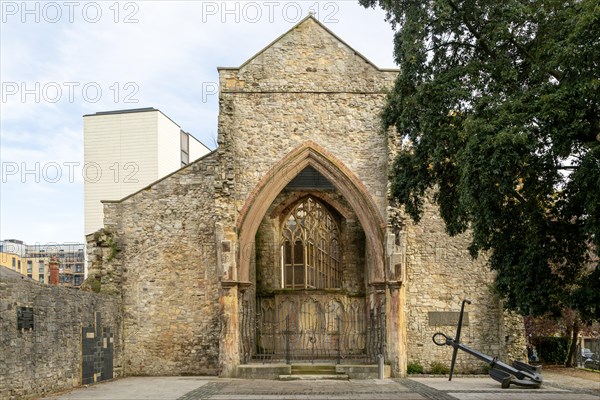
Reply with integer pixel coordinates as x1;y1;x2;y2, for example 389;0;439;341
17;307;34;330
428;311;469;326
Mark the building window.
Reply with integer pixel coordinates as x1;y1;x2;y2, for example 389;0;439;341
18;260;21;270
38;260;44;273
27;260;32;273
74;276;82;286
181;130;190;166
281;197;341;289
12;257;15;267
39;275;44;283
75;264;83;273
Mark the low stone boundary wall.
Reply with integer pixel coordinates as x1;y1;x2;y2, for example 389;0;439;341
0;267;121;399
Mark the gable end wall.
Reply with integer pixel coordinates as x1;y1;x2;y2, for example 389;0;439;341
100;153;222;375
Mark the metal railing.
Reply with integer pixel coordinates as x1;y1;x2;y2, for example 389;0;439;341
240;295;385;365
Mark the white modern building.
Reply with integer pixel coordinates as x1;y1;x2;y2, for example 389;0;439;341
83;107;210;236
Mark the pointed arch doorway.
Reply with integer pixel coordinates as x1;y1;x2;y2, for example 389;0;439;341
236;143;388;365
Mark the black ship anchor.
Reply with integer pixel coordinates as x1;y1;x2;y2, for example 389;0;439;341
432;299;543;388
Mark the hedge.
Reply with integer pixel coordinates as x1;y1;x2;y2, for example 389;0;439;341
532;336;569;364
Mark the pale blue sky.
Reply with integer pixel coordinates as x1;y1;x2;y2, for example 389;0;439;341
0;1;396;244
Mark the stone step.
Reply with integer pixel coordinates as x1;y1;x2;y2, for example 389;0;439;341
237;364;390;380
279;374;349;381
291;365;337;375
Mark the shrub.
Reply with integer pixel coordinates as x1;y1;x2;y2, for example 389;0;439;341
481;363;491;374
407;362;424;374
531;337;569;364
82;277;101;293
430;361;450;375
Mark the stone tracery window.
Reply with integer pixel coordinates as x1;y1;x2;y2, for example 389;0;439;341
281;197;341;289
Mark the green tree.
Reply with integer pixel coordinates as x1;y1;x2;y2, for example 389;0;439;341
360;0;599;363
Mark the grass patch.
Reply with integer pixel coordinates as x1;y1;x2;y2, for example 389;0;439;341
430;362;450;375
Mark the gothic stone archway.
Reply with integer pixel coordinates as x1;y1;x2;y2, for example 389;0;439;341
219;142;405;376
237;141;386;284
240;193;386;364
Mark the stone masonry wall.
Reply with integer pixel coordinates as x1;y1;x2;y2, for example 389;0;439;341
219;17;526;373
0;267;121;399
402;196;526;373
218;17;398;226
100;152;222;375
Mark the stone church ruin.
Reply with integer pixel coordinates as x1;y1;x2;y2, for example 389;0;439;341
1;16;528;399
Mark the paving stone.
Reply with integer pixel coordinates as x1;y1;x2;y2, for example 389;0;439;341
177;382;228;400
44;376;596;400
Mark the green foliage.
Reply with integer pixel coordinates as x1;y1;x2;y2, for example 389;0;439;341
532;337;569;363
106;237;117;261
429;361;450;375
407;362;424;374
360;0;600;322
85;278;101;293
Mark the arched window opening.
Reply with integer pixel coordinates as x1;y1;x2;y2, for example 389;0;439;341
281;197;341;289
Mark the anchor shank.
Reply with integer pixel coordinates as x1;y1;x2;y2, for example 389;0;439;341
448;299;471;381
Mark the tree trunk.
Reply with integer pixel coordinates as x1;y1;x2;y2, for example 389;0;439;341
565;320;580;367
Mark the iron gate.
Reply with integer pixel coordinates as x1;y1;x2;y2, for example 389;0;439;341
240;295;385;364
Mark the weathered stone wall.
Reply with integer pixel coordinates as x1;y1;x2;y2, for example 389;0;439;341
214;18;400;374
0;267;121;399
218;17;397;226
101;152;222;375
84;228;122;294
502;310;529;363
401;197;526;373
217;16;526;375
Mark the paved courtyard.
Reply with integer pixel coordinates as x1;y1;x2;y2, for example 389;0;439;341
43;373;599;400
